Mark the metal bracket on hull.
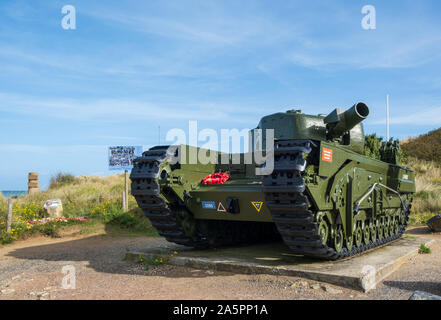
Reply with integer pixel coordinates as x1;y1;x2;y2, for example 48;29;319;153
354;182;408;214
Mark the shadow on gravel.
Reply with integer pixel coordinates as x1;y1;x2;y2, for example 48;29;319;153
4;234;272;279
383;280;441;296
405;226;432;235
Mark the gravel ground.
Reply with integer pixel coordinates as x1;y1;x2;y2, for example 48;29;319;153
0;226;439;300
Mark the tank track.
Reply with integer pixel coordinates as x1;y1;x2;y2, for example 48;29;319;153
130;146;210;248
131;146;280;248
263;140;410;260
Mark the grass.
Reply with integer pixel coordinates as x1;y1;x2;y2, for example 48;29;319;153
418;243;431;254
0;173;158;244
401;128;441;163
404;158;441;225
133;251;179;271
401;130;441;226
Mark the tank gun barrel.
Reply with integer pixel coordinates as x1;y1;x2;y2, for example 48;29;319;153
324;102;370;139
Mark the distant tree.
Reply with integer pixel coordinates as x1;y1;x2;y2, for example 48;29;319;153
49;172;76;189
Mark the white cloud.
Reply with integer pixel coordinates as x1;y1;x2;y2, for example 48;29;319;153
371;106;441;126
0;144;104;154
84;2;295;47
0;92;269;123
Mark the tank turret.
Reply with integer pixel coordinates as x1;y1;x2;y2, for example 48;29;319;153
324;102;369;140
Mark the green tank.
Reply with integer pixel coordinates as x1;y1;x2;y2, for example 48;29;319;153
130;102;415;260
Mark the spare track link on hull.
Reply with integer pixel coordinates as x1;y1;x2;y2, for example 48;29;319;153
262;140;410;260
130;146;210;248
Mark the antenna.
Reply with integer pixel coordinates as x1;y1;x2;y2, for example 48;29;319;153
386;94;390;141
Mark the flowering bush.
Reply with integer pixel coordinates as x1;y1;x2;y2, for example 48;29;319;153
0;216;89;245
28;216;88;225
13;202;44;222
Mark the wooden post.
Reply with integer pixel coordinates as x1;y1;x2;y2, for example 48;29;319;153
124;170;129;212
7;198;13;233
122;191;126;212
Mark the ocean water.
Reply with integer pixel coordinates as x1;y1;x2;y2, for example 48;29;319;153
1;191;27;198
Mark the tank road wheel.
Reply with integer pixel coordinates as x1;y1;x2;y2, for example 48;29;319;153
318;220;329;245
370;224;377;243
382;219;387;238
383;223;389;238
389;219;395;236
363;223;371;245
377;220;384;241
334;228;344;253
345;233;354;251
355;225;363;248
394;219;399;235
384;218;390;238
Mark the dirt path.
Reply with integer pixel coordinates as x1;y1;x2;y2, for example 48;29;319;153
0;227;439;300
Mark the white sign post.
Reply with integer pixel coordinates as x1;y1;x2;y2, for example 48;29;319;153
108;146;142;212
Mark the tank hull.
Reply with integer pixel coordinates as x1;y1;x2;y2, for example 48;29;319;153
130;103;415;260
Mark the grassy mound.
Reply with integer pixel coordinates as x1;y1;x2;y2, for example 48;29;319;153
401;129;441;225
0;173;157;244
402;128;441;163
405;158;441;225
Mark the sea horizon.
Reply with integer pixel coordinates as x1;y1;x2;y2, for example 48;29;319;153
1;190;27;198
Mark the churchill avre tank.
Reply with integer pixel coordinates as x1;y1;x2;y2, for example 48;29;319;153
130;102;415;260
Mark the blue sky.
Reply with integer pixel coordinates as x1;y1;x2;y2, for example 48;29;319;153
1;0;441;190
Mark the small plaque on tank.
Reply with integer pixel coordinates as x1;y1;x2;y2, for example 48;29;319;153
201;201;216;210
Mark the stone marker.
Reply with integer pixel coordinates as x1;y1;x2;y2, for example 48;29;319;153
409;291;441;300
43;199;63;218
28;172;40;194
427;214;441;232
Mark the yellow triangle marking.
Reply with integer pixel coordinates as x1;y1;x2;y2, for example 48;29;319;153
217;202;226;212
251;201;263;213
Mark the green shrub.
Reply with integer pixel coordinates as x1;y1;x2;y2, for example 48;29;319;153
13;202;44;221
90;200;122;218
104;208;153;232
106;211;138;228
415;190;435;201
408;212;437;226
0;230;14;244
39;222;60;237
418;244;431;254
364;133;382;160
49;172;76;189
364;134;404;164
0;221;58;243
